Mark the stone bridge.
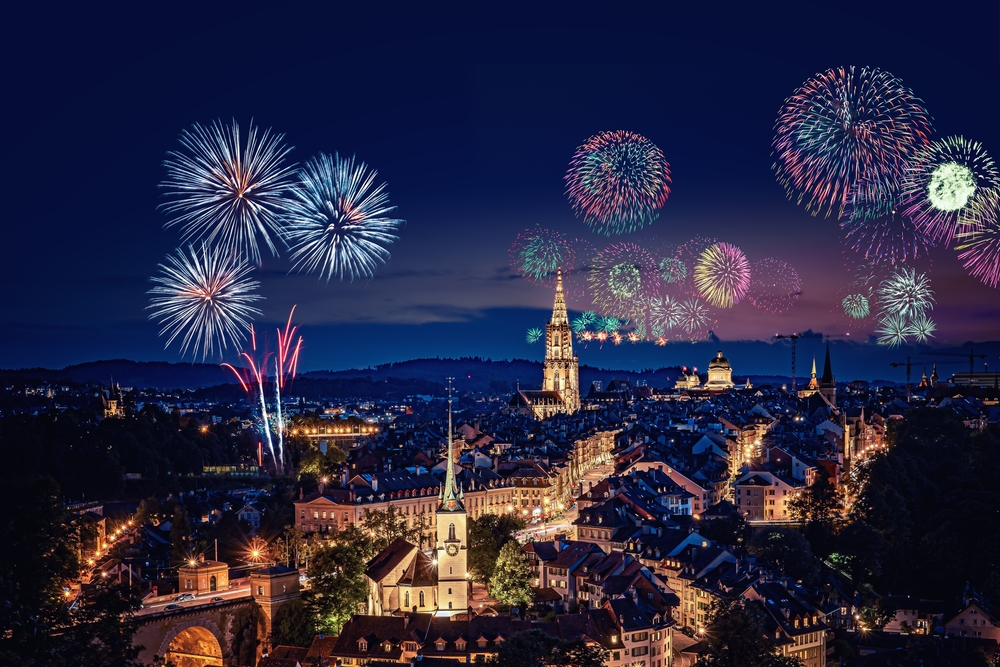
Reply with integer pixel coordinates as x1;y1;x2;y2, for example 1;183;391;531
133;597;257;667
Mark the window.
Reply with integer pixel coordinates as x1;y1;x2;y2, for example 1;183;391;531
405;591;410;608
313;510;319;519
478;638;488;649
300;510;305;519
448;588;453;594
257;586;263;595
419;591;425;607
456;640;466;651
358;639;368;652
449;523;456;540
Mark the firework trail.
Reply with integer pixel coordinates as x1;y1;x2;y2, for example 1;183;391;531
875;313;911;348
877;267;935;319
694;242;751;309
588;243;659;321
773;66;932;218
955;188;1000;288
565;130;671;235
159;119;300;264
526;327;544;344
841;175;933;267
147;243;263;361
902;137;999;245
748;258;801;314
222;308;303;472
285;152;403;282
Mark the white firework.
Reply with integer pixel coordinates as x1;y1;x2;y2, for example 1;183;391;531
875;313;910;348
147;243;264;360
160;119;300;264
907;312;937;343
285;152;403;282
649;295;680;337
876;267;935;320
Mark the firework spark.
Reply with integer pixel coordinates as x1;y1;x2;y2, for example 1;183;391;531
572;311;598;333
658;256;687;284
748;258;801;314
160;119;300;264
147;243;263;361
526;327;544;344
509;228;574;286
901;136;999;245
588;243;659;320
598;316;623;333
285;152;403;282
955;188;1000;288
565;130;671;235
876;313;911;348
694;242;751;309
773;66;932;218
676;236;718;296
877;267;935;319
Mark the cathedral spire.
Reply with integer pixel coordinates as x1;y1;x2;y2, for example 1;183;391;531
821;343;834;384
439;377;463;511
551;268;569;326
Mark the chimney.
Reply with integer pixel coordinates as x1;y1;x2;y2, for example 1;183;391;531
299;487;304;500
198;553;205;563
554;533;564;552
372;475;379;493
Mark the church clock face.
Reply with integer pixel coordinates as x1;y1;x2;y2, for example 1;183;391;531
446;543;459;557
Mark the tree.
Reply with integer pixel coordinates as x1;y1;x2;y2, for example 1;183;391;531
134;496;161;525
485;629;607;667
748;527;820;583
489;540;533;607
271;599;315;647
60;581;144;667
468;513;526;584
699;597;803;667
360;506;422;554
303;543;368;635
169;505;192;566
698;513;751;548
788;473;842;557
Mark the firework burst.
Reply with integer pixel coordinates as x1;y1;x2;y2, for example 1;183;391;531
509;228;574;286
588;243;659;319
675;297;712;338
877;267;935;319
598;316;623;333
773;66;932;218
159;119;300;264
147;243;263;361
901;136;999;245
748;258;801;314
526;327;543;344
565;130;671;235
841;176;933;266
649;295;680;337
875;312;911;348
572;311;598;333
955;188;1000;288
694;242;751;309
841;293;871;320
908;312;936;343
676;236;718;296
285;152;403;282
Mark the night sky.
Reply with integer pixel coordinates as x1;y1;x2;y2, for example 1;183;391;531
3;4;998;379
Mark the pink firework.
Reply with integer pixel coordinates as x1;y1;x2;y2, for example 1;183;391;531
748;258;802;314
955;188;1000;288
565;130;671;236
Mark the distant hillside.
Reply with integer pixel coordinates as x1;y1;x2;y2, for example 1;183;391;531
0;359;237;389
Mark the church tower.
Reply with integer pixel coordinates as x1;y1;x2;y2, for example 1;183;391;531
436;379;468;615
819;343;837;407
542;269;580;413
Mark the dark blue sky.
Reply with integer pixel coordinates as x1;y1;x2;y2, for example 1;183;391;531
2;4;998;378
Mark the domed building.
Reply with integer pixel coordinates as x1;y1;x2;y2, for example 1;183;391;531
703;350;735;391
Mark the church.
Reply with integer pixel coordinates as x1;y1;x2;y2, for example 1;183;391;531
508;269;581;420
365;392;469;617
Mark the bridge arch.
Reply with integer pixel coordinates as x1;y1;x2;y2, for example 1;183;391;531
157;619;224;667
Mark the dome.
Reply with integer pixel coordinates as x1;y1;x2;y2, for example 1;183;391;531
709;350;731;369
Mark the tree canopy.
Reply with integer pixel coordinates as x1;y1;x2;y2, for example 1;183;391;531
488;540;533;607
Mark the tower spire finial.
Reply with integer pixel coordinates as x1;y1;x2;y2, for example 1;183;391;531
440;377;463;510
551;267;568;326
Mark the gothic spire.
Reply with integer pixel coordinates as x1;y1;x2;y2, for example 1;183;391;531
821;343;834;384
439;377;464;511
551;268;569;326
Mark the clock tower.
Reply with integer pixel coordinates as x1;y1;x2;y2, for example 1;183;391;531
435;378;468;615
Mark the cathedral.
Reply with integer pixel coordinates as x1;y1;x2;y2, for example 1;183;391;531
508;269;581;420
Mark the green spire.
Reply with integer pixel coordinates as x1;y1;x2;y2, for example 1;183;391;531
440;377;464;511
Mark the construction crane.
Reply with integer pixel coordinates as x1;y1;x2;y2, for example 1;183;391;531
889;357;918;403
775;333;799;393
934;349;988;375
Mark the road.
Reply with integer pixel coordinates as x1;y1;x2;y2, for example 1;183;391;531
136;584;251;617
516;463;612;543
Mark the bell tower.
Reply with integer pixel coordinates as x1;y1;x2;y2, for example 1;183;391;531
436;378;468;615
542;269;580;414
